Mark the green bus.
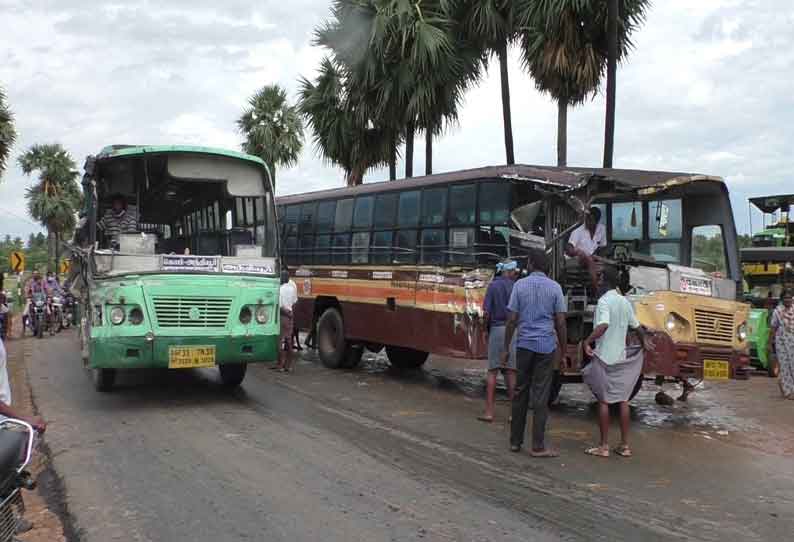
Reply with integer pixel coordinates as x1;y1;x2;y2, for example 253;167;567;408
72;145;280;391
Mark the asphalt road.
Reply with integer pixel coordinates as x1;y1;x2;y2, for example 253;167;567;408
25;331;794;542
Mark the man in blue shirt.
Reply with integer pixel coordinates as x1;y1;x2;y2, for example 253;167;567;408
503;250;567;457
478;260;519;423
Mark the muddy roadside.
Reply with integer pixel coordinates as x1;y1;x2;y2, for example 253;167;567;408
4;322;72;542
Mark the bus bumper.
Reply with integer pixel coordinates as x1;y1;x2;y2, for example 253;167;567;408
647;333;751;381
89;334;279;369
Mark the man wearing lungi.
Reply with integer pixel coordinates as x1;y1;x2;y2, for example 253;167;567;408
583;267;652;458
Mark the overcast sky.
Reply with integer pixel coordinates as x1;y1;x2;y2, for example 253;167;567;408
1;0;791;241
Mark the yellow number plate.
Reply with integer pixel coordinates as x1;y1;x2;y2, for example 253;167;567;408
168;346;216;369
703;359;730;380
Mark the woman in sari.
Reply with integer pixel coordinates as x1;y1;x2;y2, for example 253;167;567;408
768;290;794;399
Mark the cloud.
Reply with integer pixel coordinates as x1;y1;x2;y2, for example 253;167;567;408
1;0;793;242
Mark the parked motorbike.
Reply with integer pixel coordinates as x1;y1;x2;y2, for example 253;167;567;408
0;419;36;542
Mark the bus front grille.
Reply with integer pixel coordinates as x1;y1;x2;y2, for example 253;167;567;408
152;296;232;328
694;309;734;344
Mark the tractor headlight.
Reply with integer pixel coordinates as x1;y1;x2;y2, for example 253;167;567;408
255;305;269;324
110;306;126;325
737;323;748;342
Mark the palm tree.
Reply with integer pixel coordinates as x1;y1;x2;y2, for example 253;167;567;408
237;84;304;188
18;144;81;271
459;0;518;165
298;58;393;186
604;0;619;168
520;1;607;166
0;87;16;180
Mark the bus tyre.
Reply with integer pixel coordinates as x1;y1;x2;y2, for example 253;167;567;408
317;308;347;369
341;345;364;369
629;374;643;401
219;363;247;387
548;371;562;406
385;346;429;370
92;368;116;392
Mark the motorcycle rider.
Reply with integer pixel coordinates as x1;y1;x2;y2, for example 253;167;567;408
45;271;63;297
23;271;50;334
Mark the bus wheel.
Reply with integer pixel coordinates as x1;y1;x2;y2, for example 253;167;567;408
341;345;364;369
548;371;562;406
385;346;428;370
92;368;116;392
219;363;247;387
629;374;644;401
317;308;347;369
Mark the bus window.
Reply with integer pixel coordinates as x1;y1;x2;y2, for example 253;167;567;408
372;231;393;265
394;230;417;264
691;225;727;274
300;203;316;233
420;229;446;265
374;193;398;229
284;235;298;266
315;234;331;265
335;198;354;232
612;202;643;241
649;200;682;239
352;232;370;264
398;191;421;228
300;234;314;264
285;205;300;235
316;201;336;233
353;196;374;230
225;210;232;230
479;182;510;225
422;187;447;226
332;233;350;264
449;227;475;264
649;243;681;264
236;198;245;227
254;198;264;225
245;198;255;226
449;184;476;226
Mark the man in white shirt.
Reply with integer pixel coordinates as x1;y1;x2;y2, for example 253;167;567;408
565;207;607;290
275;269;299;373
0;336;46;430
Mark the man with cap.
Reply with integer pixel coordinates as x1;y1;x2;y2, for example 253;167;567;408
478;260;519;423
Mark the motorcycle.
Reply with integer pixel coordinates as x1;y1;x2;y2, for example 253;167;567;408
0;419;36;542
49;295;63;334
60;294;76;330
27;293;47;339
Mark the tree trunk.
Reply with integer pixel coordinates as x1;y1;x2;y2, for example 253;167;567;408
425;130;433;175
498;41;515;165
405;121;415;178
47;227;56;273
557;97;568;167
55;231;61;274
347;167;364;187
389;141;397;181
603;0;618;168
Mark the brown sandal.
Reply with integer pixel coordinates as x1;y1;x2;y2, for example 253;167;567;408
585;446;610;458
613;445;633;458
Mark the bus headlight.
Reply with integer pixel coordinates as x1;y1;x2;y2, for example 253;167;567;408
255;305;270;324
666;314;677;332
110;306;126;325
129;307;144;325
239;306;252;325
737;323;748;342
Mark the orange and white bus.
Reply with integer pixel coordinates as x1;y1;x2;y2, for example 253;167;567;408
277;165;749;402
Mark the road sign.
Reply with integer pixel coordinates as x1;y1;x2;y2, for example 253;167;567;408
60;259;70;275
10;251;25;273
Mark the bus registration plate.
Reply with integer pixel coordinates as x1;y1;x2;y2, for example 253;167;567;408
703;359;730;380
169;346;216;369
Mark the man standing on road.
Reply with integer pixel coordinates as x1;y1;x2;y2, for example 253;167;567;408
582;267;651;458
478;260;519;423
503;250;567;457
275;269;299;373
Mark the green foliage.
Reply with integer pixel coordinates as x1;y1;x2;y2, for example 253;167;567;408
0;86;16;179
237;84;304;186
18;143;82;271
